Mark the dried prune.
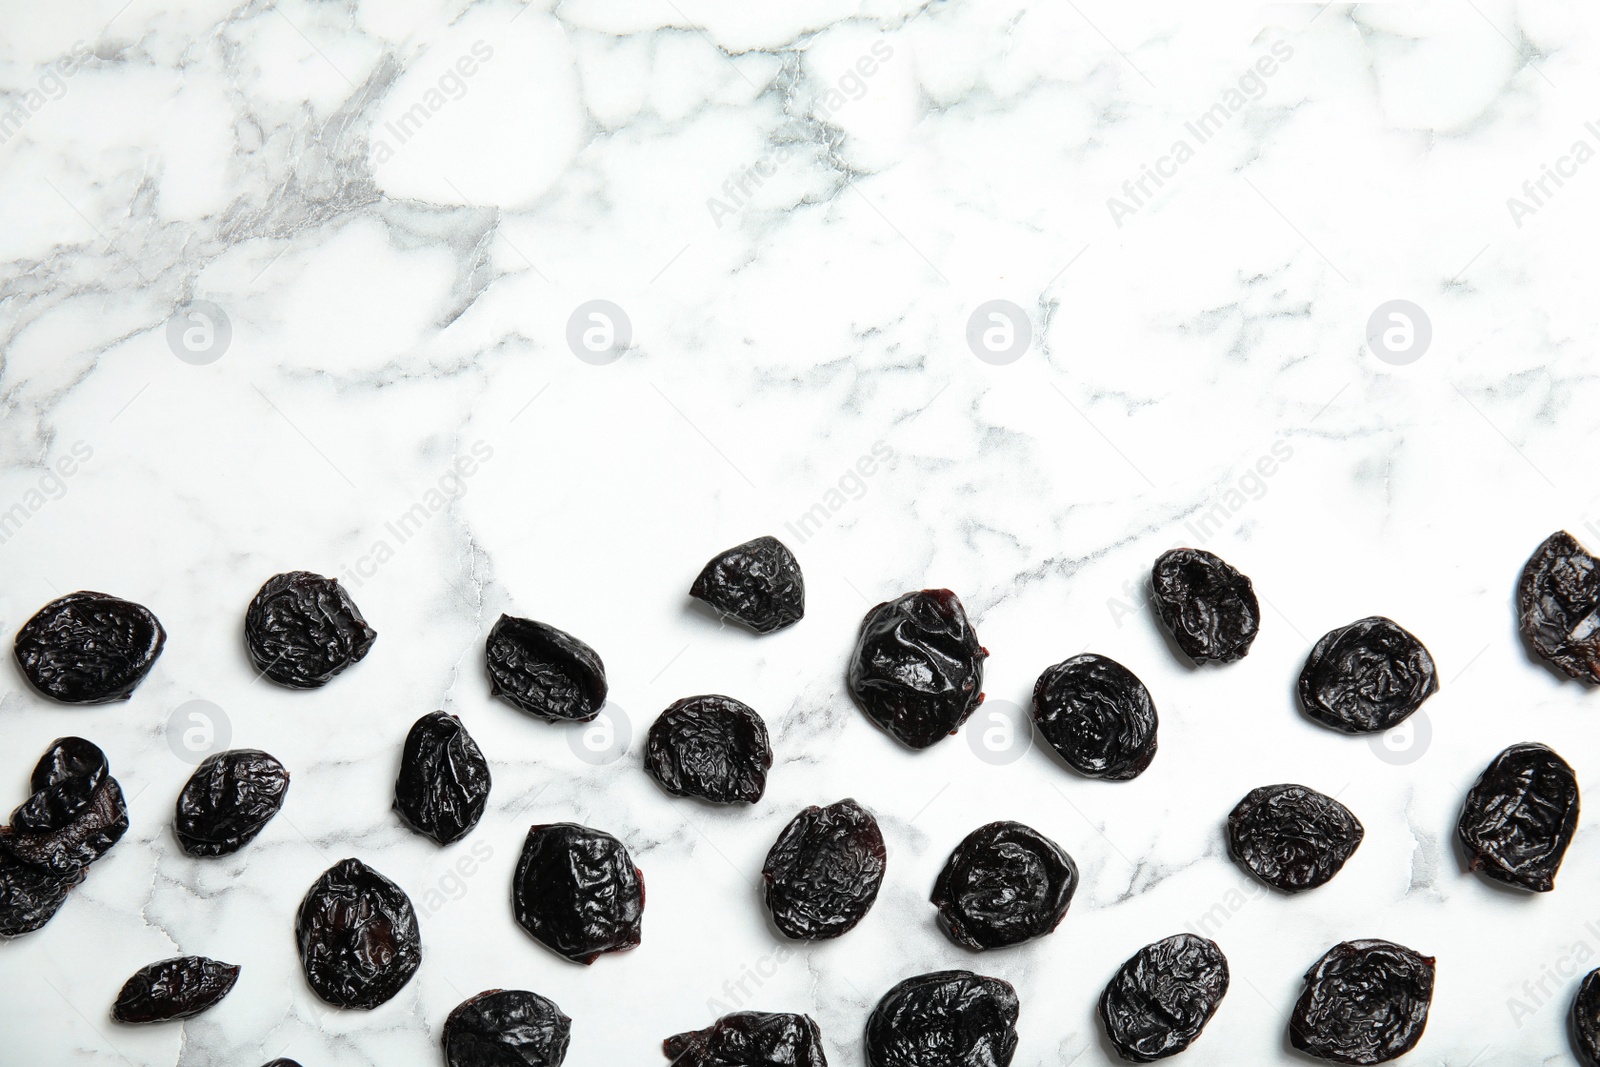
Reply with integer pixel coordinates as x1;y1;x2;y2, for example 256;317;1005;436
664;1011;826;1067
1457;741;1578;892
175;749;290;857
12;736;108;833
847;589;987;750
1098;933;1229;1061
1297;616;1437;734
0;838;82;937
262;1061;304;1067
5;737;127;876
866;970;1018;1067
762;798;885;941
1031;654;1157;780
112;955;239;1023
14;591;165;703
444;988;571;1067
246;571;375;688
931;821;1077;950
1226;784;1363;893
513;823;643;964
486;615;607;723
1289;939;1434;1064
1519;530;1600;682
1150;548;1259;663
690;536;805;634
296;858;421;1009
395;712;490;845
645;695;771;805
1574;969;1600;1067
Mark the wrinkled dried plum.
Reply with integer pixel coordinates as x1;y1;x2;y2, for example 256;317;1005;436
645;695;771;805
1031;654;1157;780
1297;617;1437;734
690;536;805;634
1098;933;1229;1061
12;736;108;833
296;858;421;1009
1151;548;1259;663
14;592;165;703
1290;939;1434;1064
1574;969;1600;1067
486;615;607;723
112;955;239;1023
931;821;1076;950
261;1061;303;1067
513;823;643;964
1226;784;1363;893
1457;742;1578;892
762;798;885;941
395;712;490;845
246;571;375;688
664;1011;826;1067
444;988;571;1067
4;737;127;877
847;589;987;750
866;970;1018;1067
1519;531;1600;682
0;838;82;937
175;749;290;857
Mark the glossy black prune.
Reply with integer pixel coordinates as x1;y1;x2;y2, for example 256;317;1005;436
444;988;572;1067
1290;939;1434;1064
14;592;165;703
1297;616;1437;734
664;1011;827;1067
296;858;421;1009
0;838;82;937
1519;531;1600;683
1031;654;1158;780
690;536;805;634
1226;784;1364;893
1574;969;1600;1067
112;955;240;1023
5;737;127;876
866;970;1019;1067
762;798;886;941
486;615;607;723
1457;742;1578;892
1151;548;1259;663
1098;933;1229;1062
513;823;643;964
931;821;1077;950
12;736;108;833
847;589;987;750
175;749;290;857
245;571;376;688
394;712;490;845
645;695;771;805
262;1061;304;1067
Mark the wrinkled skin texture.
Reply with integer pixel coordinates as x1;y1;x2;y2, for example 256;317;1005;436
112;956;240;1023
690;536;806;634
1457;742;1578;892
0;838;82;937
763;799;886;941
14;592;165;703
13;737;108;832
847;590;987;749
1518;531;1600;682
444;988;571;1067
486;615;608;723
261;1061;304;1066
395;712;490;845
1574;969;1600;1067
296;858;422;1009
175;749;290;856
1290;940;1434;1064
1226;784;1364;892
1150;549;1259;663
246;572;376;688
931;821;1077;950
5;737;127;877
664;1011;827;1067
866;970;1019;1067
1098;934;1229;1062
513;823;643;964
1031;654;1158;780
645;695;772;804
1297;617;1437;734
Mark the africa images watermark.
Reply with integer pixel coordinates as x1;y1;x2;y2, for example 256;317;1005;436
0;440;94;547
782;440;895;545
338;440;494;588
1504;118;1600;229
0;41;91;149
370;40;495;164
1505;917;1600;1028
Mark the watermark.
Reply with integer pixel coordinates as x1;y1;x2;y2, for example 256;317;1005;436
370;40;495;164
415;839;495;918
1367;710;1431;765
1365;300;1430;366
0;439;93;547
966;300;1032;365
165;700;232;765
782;441;895;545
167;300;232;364
703;944;796;1015
566;300;631;365
0;41;91;149
965;698;1033;765
1506;917;1600;1028
338;440;494;588
1505;121;1600;229
1185;877;1269;940
567;703;631;766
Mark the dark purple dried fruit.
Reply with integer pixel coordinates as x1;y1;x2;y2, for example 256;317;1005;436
645;695;771;805
1031;654;1157;780
689;536;805;634
1290;939;1434;1064
866;970;1018;1067
1457;742;1578;892
762;798;885;941
12;736;108;833
1574;969;1600;1067
296;858;421;1009
14;591;165;703
4;738;127;877
0;837;82;937
1226;784;1364;893
931;821;1076;950
1151;548;1259;663
444;988;571;1067
246;571;375;689
1297;616;1437;734
395;712;490;845
513;823;643;964
261;1061;304;1067
1098;933;1229;1061
175;749;290;857
486;615;607;723
847;589;987;750
112;955;239;1023
664;1011;826;1067
1518;531;1600;682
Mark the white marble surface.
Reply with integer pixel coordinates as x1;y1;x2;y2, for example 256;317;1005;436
2;1;1599;1063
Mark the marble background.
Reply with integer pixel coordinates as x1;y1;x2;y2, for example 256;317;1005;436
2;0;1598;1063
